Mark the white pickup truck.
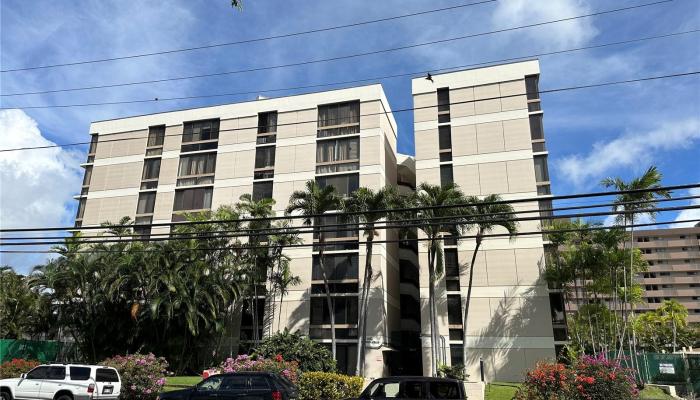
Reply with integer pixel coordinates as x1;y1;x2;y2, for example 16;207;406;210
0;364;121;400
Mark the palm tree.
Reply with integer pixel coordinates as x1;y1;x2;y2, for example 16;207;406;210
601;166;671;358
270;258;302;330
657;299;688;352
237;194;276;344
413;183;467;376
461;194;517;364
286;180;342;359
343;186;398;376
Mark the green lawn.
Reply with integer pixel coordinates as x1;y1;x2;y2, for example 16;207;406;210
484;382;674;400
163;376;202;392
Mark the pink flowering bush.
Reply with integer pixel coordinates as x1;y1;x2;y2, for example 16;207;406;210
101;353;169;400
516;354;638;400
215;354;299;383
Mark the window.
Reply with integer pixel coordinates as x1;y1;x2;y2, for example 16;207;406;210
366;381;401;398
252;181;273;201
88;134;98;154
440;165;453;186
178;153;216;177
525;75;540;100
134;216;152;239
96;368;119;382
447;295;462;325
437;88;450;112
250;376;270;390
142;158;161;180
310;296;358;324
316;137;359;173
147;125;165;147
70;367;91;380
182;119;219;142
532;141;546;152
137;192;156;215
529;114;544;140
76;198;86;219
440;152;453;162
528;102;542;112
173;187;212;211
316;173;359;197
314;214;358;240
534;155;549;182
258;111;278;134
255;147;276;169
26;366;49;379
430;381;461;399
537;184;551;195
439;126;452;150
48;366;66;380
317;101;360;137
445;249;459;277
82;166;93;187
312;253;358;280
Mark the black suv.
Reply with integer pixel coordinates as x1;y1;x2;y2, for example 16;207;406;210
348;377;466;399
157;372;298;400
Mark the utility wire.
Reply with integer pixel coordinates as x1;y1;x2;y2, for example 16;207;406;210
0;0;671;97
3;204;699;247
0;0;498;73
2;70;699;153
4;194;697;242
2;183;697;232
2;218;696;254
4;28;697;110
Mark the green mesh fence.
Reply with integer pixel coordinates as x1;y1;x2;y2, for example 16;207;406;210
0;340;79;363
606;351;698;397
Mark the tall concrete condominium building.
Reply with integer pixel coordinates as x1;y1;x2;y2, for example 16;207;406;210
75;60;559;379
77;85;401;377
636;226;700;323
565;226;700;324
411;60;561;381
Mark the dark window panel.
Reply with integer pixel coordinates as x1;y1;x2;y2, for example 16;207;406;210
525;75;540;100
312;253;359;280
173;187;213;211
437;88;450;112
439;126;452;150
252;181;273;201
258;111;278;134
142;158;161;180
147;125;165;147
440;165;453;186
529;114;544;140
182;119;220;143
315;173;359;197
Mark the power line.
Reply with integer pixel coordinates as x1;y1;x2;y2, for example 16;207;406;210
3;194;699;242
1;0;671;97
2;70;699;153
1;183;697;233
0;0;498;73
3;203;699;247
4;28;697;110
2;218;696;254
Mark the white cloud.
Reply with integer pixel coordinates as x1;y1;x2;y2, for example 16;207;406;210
555;118;700;188
0;110;83;272
491;0;598;49
672;187;700;227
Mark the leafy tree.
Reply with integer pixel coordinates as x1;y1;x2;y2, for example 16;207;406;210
412;183;467;376
286;180;342;359
657;299;689;352
342;186;398;376
254;329;336;372
0;266;52;339
268;220;302;333
461;194;517;364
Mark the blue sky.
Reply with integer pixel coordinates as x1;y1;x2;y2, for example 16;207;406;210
1;0;699;271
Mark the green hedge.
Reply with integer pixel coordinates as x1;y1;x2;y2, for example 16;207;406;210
298;371;364;400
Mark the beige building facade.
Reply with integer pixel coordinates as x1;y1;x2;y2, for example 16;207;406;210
411;60;559;381
75;62;560;380
77;85;401;377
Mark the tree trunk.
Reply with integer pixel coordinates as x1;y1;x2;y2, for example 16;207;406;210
427;240;440;376
319;235;337;359
356;231;374;376
462;232;482;367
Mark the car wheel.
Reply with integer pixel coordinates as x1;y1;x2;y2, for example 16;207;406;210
0;391;12;400
55;394;72;400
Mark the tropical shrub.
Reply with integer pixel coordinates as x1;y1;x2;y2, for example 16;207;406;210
217;354;299;383
437;363;467;380
0;358;40;379
297;372;364;400
515;355;639;400
101;353;169;400
253;329;336;372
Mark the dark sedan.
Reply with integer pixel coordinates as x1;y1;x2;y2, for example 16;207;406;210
157;372;298;400
347;376;466;399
